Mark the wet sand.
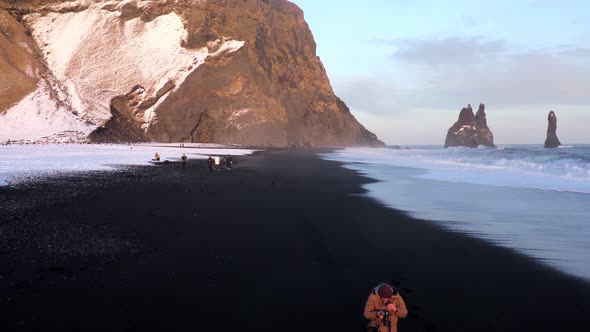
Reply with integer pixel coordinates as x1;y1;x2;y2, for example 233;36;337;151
1;150;589;332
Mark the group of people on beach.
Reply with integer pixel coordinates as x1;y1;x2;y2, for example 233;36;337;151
207;155;232;172
152;152;233;172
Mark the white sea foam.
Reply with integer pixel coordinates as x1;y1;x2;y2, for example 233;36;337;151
324;145;590;193
320;145;590;281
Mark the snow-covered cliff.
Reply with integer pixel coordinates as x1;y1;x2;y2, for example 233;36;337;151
0;0;383;147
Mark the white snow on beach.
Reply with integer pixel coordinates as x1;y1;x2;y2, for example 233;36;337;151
0;143;257;186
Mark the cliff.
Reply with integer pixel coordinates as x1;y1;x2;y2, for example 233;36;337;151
445;103;495;148
0;0;383;147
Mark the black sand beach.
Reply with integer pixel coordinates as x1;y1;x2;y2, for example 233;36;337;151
1;150;590;332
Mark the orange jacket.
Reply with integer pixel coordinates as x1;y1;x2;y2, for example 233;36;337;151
364;286;408;332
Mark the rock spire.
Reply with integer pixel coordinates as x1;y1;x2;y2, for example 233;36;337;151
445;103;495;148
544;111;561;148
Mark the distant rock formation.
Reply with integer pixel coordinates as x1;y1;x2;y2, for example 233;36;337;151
544;111;561;148
445;103;495;148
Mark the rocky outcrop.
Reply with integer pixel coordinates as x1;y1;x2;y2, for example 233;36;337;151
0;0;384;147
544;111;561;148
445;103;495;148
0;8;44;112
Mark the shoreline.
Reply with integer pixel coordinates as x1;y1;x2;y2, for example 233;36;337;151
1;150;590;331
334;160;590;282
321;146;590;283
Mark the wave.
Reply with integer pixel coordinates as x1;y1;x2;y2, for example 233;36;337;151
323;145;590;193
320;145;590;282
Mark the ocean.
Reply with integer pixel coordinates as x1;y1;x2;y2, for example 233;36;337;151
321;145;590;282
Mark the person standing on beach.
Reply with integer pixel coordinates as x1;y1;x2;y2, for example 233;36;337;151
364;283;408;332
181;154;187;169
214;155;220;170
225;154;233;170
207;156;213;172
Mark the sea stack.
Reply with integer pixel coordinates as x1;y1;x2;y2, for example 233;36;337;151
544;111;561;148
445;103;495;148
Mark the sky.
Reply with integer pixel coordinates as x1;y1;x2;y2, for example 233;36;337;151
290;0;590;145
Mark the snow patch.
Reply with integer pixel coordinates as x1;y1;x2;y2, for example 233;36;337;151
227;108;254;130
24;4;245;132
233;109;250;118
0;143;259;186
0;82;93;142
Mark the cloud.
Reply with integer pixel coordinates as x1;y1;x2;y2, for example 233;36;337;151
332;77;406;114
560;47;590;58
391;36;507;65
336;36;590;115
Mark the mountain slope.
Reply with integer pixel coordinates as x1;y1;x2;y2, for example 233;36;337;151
0;0;383;147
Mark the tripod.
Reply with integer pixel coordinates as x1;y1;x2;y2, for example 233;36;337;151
383;312;392;332
373;311;392;332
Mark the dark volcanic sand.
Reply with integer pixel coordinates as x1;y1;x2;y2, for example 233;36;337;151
1;150;589;332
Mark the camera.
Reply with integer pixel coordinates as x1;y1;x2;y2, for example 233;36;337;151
379;310;391;326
